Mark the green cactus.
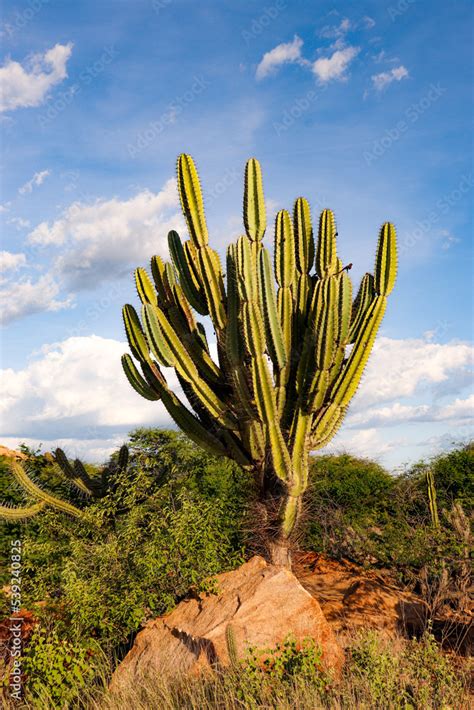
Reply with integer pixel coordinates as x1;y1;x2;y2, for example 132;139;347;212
122;154;398;566
0;446;130;522
225;624;239;668
2;459;83;518
426;468;440;529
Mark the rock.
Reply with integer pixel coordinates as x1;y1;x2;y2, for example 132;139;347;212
294;551;427;638
110;556;344;689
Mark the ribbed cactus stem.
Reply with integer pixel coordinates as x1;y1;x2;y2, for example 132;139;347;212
121;154;398;567
426;468;440;529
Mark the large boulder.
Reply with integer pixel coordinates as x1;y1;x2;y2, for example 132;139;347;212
110;556;344;689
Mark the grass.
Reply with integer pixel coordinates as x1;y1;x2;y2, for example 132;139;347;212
5;629;471;710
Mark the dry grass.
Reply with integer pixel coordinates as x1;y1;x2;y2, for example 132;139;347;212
8;628;471;710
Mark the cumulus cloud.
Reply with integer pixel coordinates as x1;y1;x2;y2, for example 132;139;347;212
0;273;73;325
1;334;471;465
321;427;394;460
0;335;178;455
19;169;50;195
0;43;73;112
256;35;305;80
7;216;30;230
349;336;473;409
0;251;26;271
27;178;182;291
312;46;359;83
372;65;409;90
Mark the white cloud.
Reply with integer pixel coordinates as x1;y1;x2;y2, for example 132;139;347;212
319;18;351;39
0;251;26;272
372;65;409;90
19;169;51;195
349;336;473;408
436;394;474;421
0;273;73;325
27;178;182;290
7;216;30;230
0;335;177;455
312;46;359;83
322;428;394;459
256;35;305;80
0;43;73;112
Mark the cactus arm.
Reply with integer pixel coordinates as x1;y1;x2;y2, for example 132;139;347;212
311;403;347;448
374;222;397;296
329;295;387;407
168;230;208;314
177;154;209;246
54;448;94;496
121;353;161;401
143;303;236;429
243;158;266;241
198;246;227;330
294;197;314;275
123;304;151;364
143;366;229;457
274;210;296;290
349;273;375;343
9;460;83;518
315;209;337;278
135;267;157;306
0;501;45;520
258;247;287;370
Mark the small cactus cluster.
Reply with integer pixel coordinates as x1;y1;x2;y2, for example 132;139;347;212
0;446;129;521
121;154;398;560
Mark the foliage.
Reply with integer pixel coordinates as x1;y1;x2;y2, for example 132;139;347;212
2;430;250;650
21;626;101;707
348;629;466;709
14;630;469;710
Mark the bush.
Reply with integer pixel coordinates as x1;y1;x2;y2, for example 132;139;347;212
6;430;252;651
21;627;102;707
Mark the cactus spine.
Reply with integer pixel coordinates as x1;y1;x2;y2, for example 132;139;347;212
122;154;398;566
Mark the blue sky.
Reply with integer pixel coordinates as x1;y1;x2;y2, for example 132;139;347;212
0;0;472;468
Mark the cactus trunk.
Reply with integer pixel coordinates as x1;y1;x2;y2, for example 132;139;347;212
121;154;398;568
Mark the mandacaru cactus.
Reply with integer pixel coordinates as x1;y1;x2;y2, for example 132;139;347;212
0;446;130;521
121;154;397;566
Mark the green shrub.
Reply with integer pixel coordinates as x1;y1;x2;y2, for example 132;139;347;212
22;627;101;707
11;430;252;650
